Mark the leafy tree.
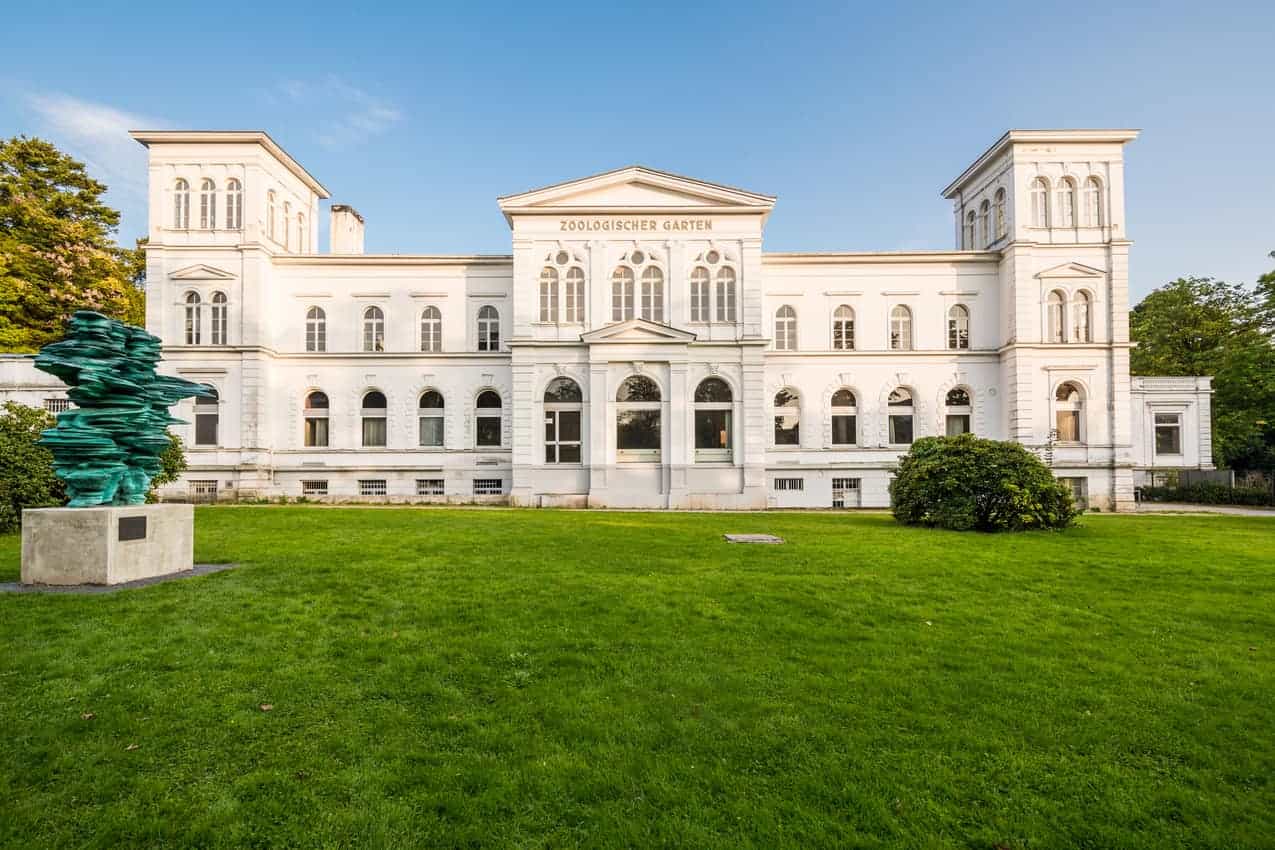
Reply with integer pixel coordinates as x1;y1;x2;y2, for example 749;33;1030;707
0;136;144;352
890;434;1077;532
0;401;64;531
1130;272;1275;467
146;432;187;502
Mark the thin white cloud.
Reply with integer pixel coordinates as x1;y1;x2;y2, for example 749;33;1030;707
274;75;404;150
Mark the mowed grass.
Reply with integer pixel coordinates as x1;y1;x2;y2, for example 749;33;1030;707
0;508;1273;849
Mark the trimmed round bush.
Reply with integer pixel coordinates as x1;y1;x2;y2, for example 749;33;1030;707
890;434;1078;532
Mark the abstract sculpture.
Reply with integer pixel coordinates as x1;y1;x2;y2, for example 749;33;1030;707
31;311;214;507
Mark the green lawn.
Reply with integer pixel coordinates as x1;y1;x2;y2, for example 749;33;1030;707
1;508;1272;849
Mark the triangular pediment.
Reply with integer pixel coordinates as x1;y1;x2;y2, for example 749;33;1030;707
498;166;775;223
1035;262;1106;279
169;263;236;281
579;317;698;345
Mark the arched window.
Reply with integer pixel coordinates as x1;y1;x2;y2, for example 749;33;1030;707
477;305;499;352
640;266;664;322
362;306;385;352
476;390;503;447
565;267;585;323
616;376;661;462
210;291;228;345
964;210;976;249
978;200;990;247
418;390;444;447
420;306;442;352
183;291;201;344
774;306;797;351
1047;290;1066;343
304;391;329;447
994;188;1007;239
890;305;912;351
305;306;326;352
266;190;276;240
1030;177;1049;227
544;377;582;463
361;391;387;447
1057;177;1077;228
194;386;219;446
1083;177;1102;227
945;387;972;436
832;305;855;350
715;266;737;322
888;388;914;445
694;377;732;461
199;179;216;229
1055;382;1084;443
173;179;190;229
1073;291;1092;343
611;267;635;321
225;179;243;230
539;266;559;323
297;213;306;252
831;389;857;446
282;202;292;249
947;304;970;350
773;388;800;446
690;266;710;322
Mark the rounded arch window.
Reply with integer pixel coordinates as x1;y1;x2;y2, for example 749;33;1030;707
616;376;661;461
1030;177;1050;227
993;188;1007;239
611;266;635;321
947;304;970;350
304;391;329;447
690;266;711;322
1072;291;1092;342
173;178;190;229
964;210;977;249
694;378;733;460
773;388;800;446
1083;176;1103;227
1058;177;1078;228
225;178;243;229
544;377;583;404
714;266;737;322
539;266;560;323
640;266;664;322
616;375;661;403
694;377;732;403
1055;382;1084;443
199;179;216;229
1047;290;1067;343
544;378;582;463
833;304;855;350
363;306;385;352
476;390;502;447
361;391;387;447
419;390;444;447
421;305;442;352
832;389;857;446
306;306;326;352
978;199;990;247
887;388;914;445
945;387;972;436
774;305;798;351
210;291;228;345
477;305;500;351
890;305;913;350
183;291;201;345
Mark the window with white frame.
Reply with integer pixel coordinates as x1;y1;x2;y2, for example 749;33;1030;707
43;397;70;414
564;266;585;323
774;305;797;350
361;390;387;447
616;375;661;462
1055;382;1084;443
477;305;500;351
301;480;328;496
690;266;710;322
978;200;990;247
964;210;976;249
194;386;219;446
476;390;502;447
363;306;385;352
715;266;737;322
890;305;913;350
183;291;201;344
1154;412;1182;455
1047;290;1067;343
832;305;855;350
416;479;445;496
419;390;445;447
888;387;914;445
832;477;861;508
225;178;243;230
199;179;216;229
543;377;582;464
173;179;190;229
304;391;329;447
694;377;732;461
306;306;326;352
283;202;292;250
945;387;972;435
297;214;306;252
611;266;635;321
266;190;276;241
473;478;504;495
640;266;664;322
358;479;387;496
539;266;559;322
420;306;442;352
1057;178;1077;228
773;388;800;446
210;292;228;345
947;304;969;350
994;188;1007;239
1030;177;1049;227
1083;177;1103;227
831;389;857;446
1072;291;1091;342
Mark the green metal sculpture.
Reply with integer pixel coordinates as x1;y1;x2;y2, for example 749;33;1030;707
32;311;214;507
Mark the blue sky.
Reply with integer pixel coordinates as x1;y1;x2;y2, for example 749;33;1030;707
3;0;1271;299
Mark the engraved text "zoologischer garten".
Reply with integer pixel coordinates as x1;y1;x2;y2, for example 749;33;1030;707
560;218;713;233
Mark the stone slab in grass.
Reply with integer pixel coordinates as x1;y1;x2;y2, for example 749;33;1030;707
724;534;785;544
0;563;238;594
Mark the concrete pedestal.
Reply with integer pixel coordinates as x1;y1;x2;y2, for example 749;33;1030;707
21;504;194;586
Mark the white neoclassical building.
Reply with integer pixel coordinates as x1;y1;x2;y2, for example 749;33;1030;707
10;128;1216;510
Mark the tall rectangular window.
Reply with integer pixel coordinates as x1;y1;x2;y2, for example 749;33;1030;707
545;409;582;463
1154;413;1182;455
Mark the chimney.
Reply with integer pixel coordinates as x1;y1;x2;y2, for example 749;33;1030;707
329;204;365;254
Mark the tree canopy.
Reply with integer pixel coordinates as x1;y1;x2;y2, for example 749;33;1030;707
0;136;144;351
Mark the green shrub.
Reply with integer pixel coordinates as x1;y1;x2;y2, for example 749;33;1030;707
890;434;1078;532
0;401;65;531
1139;483;1273;507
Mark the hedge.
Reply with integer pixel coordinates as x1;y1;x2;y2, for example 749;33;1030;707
1138;482;1274;507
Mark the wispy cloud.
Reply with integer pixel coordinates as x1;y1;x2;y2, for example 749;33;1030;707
272;75;404;150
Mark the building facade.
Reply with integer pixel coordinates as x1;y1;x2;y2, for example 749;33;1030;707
21;128;1211;509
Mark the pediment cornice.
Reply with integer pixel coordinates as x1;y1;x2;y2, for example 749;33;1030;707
579;317;698;345
169;263;237;281
1034;261;1107;279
